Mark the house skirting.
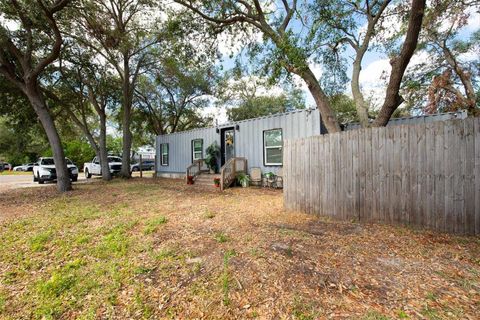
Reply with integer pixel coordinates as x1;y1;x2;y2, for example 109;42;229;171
156;172;185;179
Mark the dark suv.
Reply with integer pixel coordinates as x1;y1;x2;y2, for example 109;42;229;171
130;160;155;172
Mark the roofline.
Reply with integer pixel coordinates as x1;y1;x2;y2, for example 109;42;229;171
344;110;468;128
156;107;318;137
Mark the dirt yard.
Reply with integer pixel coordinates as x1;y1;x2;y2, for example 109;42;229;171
0;178;479;319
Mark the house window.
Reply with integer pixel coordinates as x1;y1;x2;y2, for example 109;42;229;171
160;143;169;166
264;129;283;166
192;139;203;161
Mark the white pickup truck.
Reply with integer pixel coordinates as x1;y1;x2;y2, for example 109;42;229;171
83;156;122;178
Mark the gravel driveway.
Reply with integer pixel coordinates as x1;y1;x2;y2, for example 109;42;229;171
0;173;88;191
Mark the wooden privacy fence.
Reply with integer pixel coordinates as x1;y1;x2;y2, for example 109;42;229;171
283;118;480;235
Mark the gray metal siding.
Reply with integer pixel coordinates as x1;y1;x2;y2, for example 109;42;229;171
156;108;321;175
156;127;217;174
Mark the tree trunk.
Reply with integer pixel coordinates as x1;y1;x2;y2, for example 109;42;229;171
351;57;370;127
99;113;112;181
26;82;72;192
296;67;342;133
372;0;426;127
68;110;100;157
442;46;477;113
120;57;133;178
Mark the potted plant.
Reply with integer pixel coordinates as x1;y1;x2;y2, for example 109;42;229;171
213;177;221;187
187;175;194;185
205;142;220;174
236;172;251;188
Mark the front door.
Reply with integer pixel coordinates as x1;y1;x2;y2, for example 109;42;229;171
221;127;235;166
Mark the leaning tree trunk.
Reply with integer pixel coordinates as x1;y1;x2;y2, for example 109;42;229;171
351;56;370;127
99;113;112;181
442;46;477;114
26;83;72;192
373;0;426;127
296;67;342;133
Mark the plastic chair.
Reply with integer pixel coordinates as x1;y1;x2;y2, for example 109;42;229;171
250;167;262;187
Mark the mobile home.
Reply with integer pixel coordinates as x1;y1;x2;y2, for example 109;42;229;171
155;109;466;188
155;108;324;182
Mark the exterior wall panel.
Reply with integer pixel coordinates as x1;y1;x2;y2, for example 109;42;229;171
156;108;322;175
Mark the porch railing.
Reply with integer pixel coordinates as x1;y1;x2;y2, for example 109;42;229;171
220;157;247;190
186;159;208;181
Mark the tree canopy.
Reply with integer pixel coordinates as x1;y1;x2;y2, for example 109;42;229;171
0;0;479;190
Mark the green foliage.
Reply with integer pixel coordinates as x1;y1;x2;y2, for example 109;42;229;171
218;75;305;122
205;142;220;173
132;14;218;138
63;139;96;168
329;94;359;125
106;136;123;157
236;172;250;187
401;1;480;114
227;95;299;121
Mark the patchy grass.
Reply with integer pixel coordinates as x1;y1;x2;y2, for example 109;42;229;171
204;209;215;219
221;249;236;306
29;230;53;252
143;216;167;235
0;171;32;176
214;231;229;243
0;178;479;319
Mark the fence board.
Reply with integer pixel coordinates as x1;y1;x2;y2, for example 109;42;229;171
400;125;409;225
433;122;445;232
365;128;373;222
417;124;427;229
284;118;479;235
454;120;466;234
475;118;480;235
464;118;475;235
425;123;435;230
444;121;455;233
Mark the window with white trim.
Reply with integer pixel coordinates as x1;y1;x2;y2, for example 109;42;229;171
160;143;169;166
192;139;203;161
264;129;283;165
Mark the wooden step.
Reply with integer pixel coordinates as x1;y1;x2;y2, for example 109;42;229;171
189;173;221;187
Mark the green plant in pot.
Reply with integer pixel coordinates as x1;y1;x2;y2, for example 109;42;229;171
205;142;220;173
236;172;250;188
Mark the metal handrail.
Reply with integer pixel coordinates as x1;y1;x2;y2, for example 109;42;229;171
220;157;247;190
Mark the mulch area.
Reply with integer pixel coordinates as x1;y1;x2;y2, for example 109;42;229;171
0;178;479;319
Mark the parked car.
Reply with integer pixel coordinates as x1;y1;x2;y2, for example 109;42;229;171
130;160;155;172
83;156;122;178
2;163;12;171
13;163;35;172
33;157;79;184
